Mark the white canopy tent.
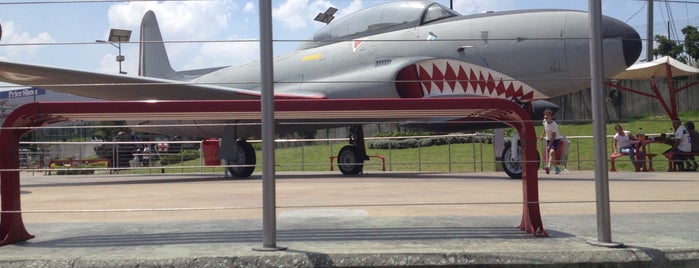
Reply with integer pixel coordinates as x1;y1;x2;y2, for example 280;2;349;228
612;56;699;80
607;56;699;119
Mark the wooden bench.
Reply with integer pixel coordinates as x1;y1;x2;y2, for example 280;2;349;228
609;152;624;172
662;151;699;171
609;152;657;172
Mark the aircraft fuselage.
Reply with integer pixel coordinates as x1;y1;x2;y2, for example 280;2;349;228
195;9;639;102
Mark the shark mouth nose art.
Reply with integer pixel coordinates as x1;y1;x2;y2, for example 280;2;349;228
395;59;544;102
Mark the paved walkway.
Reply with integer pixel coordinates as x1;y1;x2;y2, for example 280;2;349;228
1;170;697;267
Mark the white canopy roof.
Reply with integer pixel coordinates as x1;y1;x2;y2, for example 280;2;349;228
612;56;699;80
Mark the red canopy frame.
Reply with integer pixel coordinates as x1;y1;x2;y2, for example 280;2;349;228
1;98;545;246
607;58;699;120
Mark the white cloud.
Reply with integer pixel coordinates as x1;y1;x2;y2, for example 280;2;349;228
185;37;259;70
104;0;243;71
93;0;391;73
0;21;55;61
97;52;119;74
274;0;334;30
97;44;140;75
338;0;364;17
273;0;311;30
107;1;236;41
272;0;367;31
244;2;255;13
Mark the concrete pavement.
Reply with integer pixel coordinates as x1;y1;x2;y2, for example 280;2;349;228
0;170;697;267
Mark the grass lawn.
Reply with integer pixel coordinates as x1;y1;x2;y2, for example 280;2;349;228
122;110;698;174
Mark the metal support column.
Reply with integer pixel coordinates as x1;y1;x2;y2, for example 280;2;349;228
647;0;654;61
254;0;286;251
588;0;623;248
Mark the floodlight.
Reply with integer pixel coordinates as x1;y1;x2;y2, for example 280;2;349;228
324;7;337;16
108;28;131;42
97;28;132;74
314;7;338;24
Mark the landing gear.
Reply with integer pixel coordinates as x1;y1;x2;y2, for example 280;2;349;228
502;141;523;179
337;145;363;175
336;126;369;175
227;140;256;178
501;137;540;180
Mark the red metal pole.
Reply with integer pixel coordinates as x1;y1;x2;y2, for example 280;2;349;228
665;62;678;120
649;79;675;120
0;104;41;245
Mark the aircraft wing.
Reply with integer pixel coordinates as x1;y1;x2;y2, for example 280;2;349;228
0;60;325;100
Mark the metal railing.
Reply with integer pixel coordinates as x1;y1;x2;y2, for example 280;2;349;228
14;132;677;175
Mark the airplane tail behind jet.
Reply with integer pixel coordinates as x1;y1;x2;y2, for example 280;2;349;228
139;10;183;80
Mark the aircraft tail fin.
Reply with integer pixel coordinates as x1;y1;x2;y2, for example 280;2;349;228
139;10;183;80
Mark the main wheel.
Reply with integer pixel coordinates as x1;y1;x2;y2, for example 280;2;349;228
501;141;540;179
337;145;364;175
227;140;256;178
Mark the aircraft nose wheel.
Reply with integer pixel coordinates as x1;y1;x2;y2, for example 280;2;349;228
501;141;540;179
337;145;364;175
227;140;256;178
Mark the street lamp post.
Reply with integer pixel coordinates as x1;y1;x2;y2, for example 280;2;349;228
96;28;132;74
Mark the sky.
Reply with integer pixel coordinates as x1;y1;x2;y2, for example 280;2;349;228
1;0;698;78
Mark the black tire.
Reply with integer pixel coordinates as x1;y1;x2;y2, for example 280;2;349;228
337;145;364;175
501;141;540;179
227;140;256;178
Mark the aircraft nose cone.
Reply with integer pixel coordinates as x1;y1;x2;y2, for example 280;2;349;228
602;16;642;67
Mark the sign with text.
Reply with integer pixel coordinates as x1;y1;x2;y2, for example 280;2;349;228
0;87;46;99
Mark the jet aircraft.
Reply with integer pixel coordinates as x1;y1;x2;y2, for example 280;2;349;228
0;1;641;178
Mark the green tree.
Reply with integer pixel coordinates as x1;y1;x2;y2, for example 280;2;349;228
652;34;686;62
682;25;699;64
93;121;128;140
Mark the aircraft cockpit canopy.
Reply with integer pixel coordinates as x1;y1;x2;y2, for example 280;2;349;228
298;1;459;50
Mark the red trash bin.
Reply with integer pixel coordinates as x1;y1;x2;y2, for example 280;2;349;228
202;138;220;166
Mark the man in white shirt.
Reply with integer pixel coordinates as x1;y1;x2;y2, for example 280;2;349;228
664;119;691;171
685;121;698;171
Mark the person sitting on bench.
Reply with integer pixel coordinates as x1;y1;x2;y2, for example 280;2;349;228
612;124;643;171
684;121;698;171
664;119;692;171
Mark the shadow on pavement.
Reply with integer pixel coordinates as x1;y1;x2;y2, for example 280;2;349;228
21;226;573;248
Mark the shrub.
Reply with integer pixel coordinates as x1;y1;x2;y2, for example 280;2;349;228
368;133;492;149
373;130;432;138
160;150;200;165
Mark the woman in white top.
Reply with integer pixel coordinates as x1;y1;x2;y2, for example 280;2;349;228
612;124;643;170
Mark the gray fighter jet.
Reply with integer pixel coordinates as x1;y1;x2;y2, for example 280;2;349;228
0;1;641;178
